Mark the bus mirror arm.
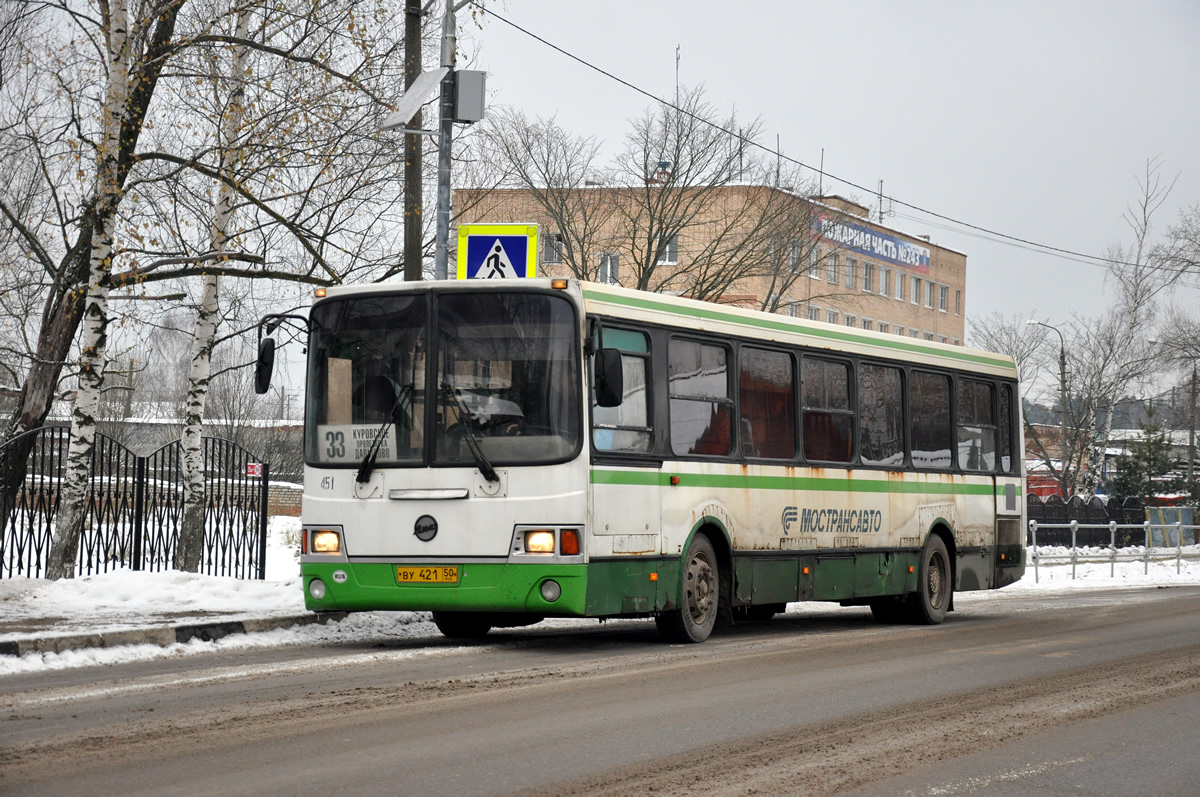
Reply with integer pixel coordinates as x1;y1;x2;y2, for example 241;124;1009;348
595;348;624;408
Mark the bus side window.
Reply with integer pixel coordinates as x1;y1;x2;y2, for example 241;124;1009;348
859;363;904;467
957;378;996;471
998;383;1014;473
669;339;733;457
911;371;952;469
739;347;796;459
592;328;652;453
801;357;853;463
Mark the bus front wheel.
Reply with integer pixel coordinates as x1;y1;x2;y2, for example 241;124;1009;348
909;534;951;625
432;611;493;639
656;534;720;643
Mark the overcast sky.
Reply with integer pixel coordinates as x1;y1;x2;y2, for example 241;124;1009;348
461;0;1200;341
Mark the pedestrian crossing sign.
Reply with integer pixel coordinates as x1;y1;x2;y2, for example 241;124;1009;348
456;224;539;280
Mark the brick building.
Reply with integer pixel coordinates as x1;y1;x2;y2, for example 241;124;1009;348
454;185;967;344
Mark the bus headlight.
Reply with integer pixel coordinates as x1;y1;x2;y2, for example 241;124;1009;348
524;530;555;553
309;579;327;600
311;529;341;553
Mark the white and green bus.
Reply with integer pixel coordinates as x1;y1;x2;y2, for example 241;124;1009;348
261;278;1024;643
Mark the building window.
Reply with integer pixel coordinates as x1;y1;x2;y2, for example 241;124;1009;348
877;322;889;334
881;268;892;297
656;234;678;265
826;310;839;325
826;254;839;283
844;315;856;327
911;277;922;305
955;289;961;316
910;329;920;338
809;247;822;279
598;252;619;285
787;301;802;318
845;258;857;288
924;332;934;341
807;305;820;321
861;318;873;331
862;262;874;293
544;233;564;265
788;240;803;274
894;326;904;337
938;284;949;312
926;281;935;308
895;273;905;301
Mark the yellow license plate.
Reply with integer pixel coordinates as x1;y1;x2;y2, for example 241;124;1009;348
396;565;458;584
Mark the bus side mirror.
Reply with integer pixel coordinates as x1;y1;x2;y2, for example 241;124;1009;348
255;337;276;394
595;348;623;407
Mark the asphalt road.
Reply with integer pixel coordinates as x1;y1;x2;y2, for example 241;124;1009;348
3;586;1200;796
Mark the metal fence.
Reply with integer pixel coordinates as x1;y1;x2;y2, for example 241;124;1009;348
0;426;269;580
1025;494;1146;546
1027;520;1200;582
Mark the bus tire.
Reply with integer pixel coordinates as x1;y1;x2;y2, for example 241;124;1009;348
656;534;720;643
432;611;493;639
909;534;951;625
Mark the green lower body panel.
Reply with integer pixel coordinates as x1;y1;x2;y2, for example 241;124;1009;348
584;558;680;616
733;552;920;605
302;562;589;616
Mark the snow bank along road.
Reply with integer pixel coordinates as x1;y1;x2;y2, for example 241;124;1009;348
3;586;1200;796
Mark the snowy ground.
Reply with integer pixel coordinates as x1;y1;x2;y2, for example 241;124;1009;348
2;516;1198;677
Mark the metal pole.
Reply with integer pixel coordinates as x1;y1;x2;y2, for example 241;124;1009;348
1058;342;1069;498
1189;365;1196;505
1030;520;1039;583
403;0;424;281
433;0;455;280
1070;519;1078;579
1109;520;1116;578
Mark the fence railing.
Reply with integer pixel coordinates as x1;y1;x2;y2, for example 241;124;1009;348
1027;520;1200;582
0;427;269;580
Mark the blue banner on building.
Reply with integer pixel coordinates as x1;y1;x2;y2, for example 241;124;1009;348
814;215;930;273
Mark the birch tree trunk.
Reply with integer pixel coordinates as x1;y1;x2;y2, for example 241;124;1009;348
45;0;132;580
176;7;251;572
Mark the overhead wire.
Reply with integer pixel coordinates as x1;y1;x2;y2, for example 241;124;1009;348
468;1;1186;275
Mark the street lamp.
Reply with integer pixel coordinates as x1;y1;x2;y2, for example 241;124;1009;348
1028;319;1069;498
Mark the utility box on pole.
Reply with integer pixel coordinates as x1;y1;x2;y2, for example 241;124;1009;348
455;71;486;123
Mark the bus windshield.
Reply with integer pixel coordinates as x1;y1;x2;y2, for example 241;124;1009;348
305;291;580;468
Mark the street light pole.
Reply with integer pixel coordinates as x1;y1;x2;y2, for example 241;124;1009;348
1029;319;1069;498
433;0;456;280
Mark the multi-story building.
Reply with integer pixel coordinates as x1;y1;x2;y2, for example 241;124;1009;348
454;186;966;345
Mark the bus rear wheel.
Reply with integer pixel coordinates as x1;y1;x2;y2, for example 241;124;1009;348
656;534;720;643
432;611;493;639
908;534;951;625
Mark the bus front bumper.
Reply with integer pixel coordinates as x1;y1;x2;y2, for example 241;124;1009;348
301;561;589;615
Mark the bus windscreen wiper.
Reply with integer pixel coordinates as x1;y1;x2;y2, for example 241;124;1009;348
441;383;500;483
356;384;412;484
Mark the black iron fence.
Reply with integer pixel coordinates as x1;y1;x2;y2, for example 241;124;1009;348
0;427;269;579
1026;493;1145;547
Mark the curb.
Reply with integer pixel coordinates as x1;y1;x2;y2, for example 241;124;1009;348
0;612;348;657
